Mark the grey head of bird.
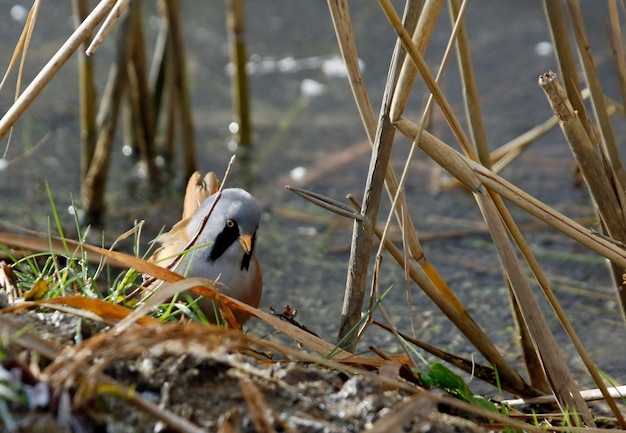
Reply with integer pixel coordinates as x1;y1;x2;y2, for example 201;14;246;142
181;188;261;280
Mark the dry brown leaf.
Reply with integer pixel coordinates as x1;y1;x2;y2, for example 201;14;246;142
4;296;157;325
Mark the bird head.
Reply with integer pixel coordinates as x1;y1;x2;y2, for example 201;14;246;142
188;188;261;270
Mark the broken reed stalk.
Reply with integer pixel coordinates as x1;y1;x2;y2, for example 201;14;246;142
543;0;590;135
567;0;625;185
72;0;98;180
539;71;626;321
565;2;626;297
0;0;116;142
226;0;252;148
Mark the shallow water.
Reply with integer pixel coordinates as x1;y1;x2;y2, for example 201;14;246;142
0;1;624;392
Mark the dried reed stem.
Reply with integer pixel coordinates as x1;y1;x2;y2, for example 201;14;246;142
72;0;98;180
326;0;377;142
474;190;595;426
128;0;159;180
327;0;419;351
390;0;444;122
449;0;490;167
82;14;131;219
491;191;626;426
0;0;116;142
163;0;197;177
543;1;591;136
226;0;252;148
609;0;626;107
539;71;626;319
567;0;625;186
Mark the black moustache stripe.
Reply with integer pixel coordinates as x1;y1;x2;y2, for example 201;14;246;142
208;224;256;272
208;224;239;262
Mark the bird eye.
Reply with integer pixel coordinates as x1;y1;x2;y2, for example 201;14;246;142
226;219;235;228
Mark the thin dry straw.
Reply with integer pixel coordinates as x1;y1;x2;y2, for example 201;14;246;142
0;0;116;142
609;0;626;106
567;0;625;185
449;0;490;167
379;0;477;161
0;0;41;157
390;0;445;123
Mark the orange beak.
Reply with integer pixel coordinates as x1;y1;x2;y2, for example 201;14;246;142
238;234;253;254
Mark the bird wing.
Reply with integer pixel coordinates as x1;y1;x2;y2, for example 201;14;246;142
182;171;221;219
148;218;191;269
148;171;220;271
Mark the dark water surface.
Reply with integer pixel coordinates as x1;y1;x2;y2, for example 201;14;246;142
0;1;624;392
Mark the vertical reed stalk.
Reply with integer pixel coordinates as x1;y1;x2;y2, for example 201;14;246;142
448;0;489;168
82;14;131;220
566;0;624;185
72;0;98;180
163;0;197;177
226;0;252;148
128;0;159;180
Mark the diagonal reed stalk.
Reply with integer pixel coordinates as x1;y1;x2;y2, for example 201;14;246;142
0;0;116;142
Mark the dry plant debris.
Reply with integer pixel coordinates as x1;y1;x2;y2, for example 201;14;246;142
0;310;493;433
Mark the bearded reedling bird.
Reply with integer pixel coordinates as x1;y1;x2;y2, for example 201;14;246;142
144;172;262;325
